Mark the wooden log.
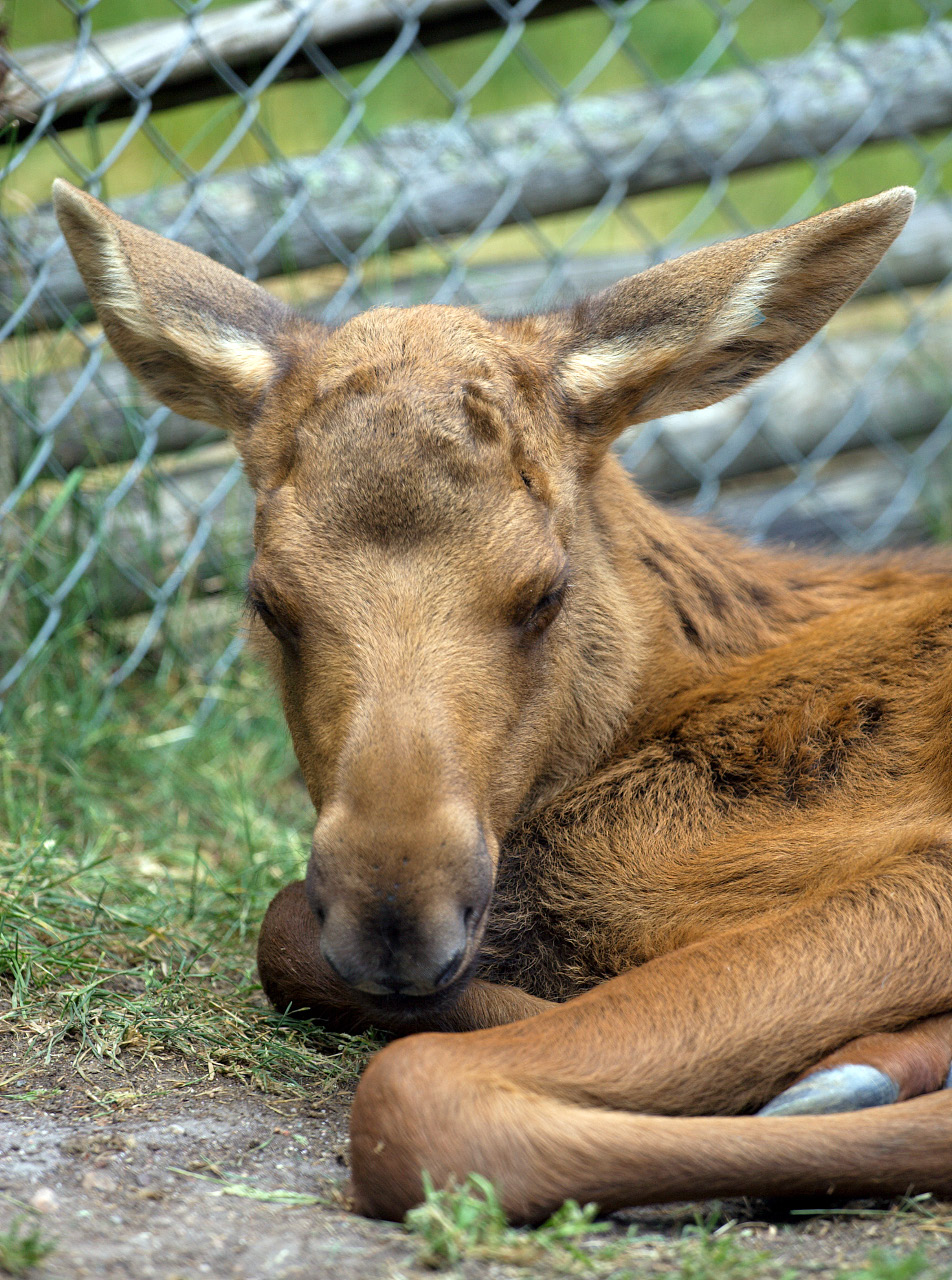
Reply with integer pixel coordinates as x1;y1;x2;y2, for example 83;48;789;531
9;357;226;474
859;198;952;297
5;20;952;331
103;592;245;665
7;189;952;353
17;443;254;620
673;441;938;550
371;197;952;312
0;0;590;133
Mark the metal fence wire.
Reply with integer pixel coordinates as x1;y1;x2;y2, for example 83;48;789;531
2;0;952;717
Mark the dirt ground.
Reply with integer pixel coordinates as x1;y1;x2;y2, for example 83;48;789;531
3;1040;952;1280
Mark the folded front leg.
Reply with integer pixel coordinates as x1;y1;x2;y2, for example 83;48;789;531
258;880;552;1036
349;827;952;1220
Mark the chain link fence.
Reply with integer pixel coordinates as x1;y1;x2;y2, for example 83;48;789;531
2;0;952;719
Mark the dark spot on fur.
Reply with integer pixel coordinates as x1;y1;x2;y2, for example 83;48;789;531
854;697;887;734
911;615;952;660
639;554;675;588
656;725;699;767
695;688;734;709
675;605;702;647
709;757;756;800
690;570;728;619
913;635;945;659
772;674;800;692
580;643;602;668
482;823;616;1000
745;581;774;609
778;698;884;806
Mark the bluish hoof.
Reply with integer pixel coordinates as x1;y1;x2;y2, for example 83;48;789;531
757;1064;900;1117
945;1062;952;1090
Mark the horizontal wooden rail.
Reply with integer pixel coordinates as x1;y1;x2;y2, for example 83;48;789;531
378;197;952;314
669;441;938;550
13;442;253;621
5;20;952;332
0;0;589;133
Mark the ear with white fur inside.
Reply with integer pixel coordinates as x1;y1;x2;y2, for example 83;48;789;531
557;187;915;446
52;179;311;438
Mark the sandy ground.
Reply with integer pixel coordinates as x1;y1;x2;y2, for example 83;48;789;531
3;1041;952;1280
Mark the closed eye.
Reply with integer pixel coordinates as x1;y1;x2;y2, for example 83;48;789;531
516;578;569;638
246;590;298;646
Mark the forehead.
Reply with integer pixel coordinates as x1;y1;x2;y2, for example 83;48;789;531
263;306;527;550
318;305;504;380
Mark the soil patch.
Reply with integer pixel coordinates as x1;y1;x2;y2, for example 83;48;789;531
2;1040;952;1279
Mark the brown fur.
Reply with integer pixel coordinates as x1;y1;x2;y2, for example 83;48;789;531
54;179;952;1224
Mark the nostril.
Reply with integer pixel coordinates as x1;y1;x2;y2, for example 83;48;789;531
433;944;467;990
319;940;348;984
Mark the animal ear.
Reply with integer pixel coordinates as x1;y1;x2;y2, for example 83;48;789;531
53;179;316;440
555;187;915;446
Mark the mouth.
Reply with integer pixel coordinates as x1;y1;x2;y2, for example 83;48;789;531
350;951;481;1026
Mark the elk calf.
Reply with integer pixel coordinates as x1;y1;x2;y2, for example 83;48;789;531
55;179;952;1223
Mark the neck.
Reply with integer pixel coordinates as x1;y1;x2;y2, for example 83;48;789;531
589;455;833;675
532;457;874;805
522;454;952;817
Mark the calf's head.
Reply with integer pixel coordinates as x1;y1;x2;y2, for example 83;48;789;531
54;180;913;1008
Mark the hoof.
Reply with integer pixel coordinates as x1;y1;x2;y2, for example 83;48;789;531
946;1063;952;1090
757;1064;900;1117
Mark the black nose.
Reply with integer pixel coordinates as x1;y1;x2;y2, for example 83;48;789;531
308;818;493;998
319;903;475;997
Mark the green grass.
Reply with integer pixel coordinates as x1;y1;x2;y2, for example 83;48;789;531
839;1253;932;1280
0;643;376;1094
673;1217;774;1280
0;1215;57;1278
402;1181;951;1277
405;1173;609;1269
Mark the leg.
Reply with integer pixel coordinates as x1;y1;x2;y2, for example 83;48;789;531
353;1054;952;1223
258;881;373;1034
349;833;952;1220
257;881;552;1036
759;1012;952;1115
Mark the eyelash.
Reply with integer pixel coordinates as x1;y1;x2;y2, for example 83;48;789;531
518;580;568;637
248;593;297;645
